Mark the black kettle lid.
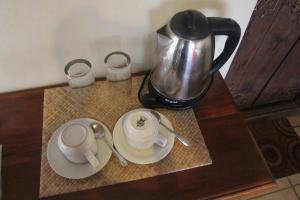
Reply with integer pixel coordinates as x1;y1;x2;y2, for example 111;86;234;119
170;10;210;40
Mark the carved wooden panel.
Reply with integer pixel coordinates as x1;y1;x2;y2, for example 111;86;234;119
254;39;300;106
295;93;300;104
225;0;300;110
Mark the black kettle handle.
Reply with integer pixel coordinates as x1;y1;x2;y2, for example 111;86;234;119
208;17;241;75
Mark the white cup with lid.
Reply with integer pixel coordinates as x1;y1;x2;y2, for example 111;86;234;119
122;109;167;149
57;122;100;168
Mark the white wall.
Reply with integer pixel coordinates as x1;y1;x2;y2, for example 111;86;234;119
0;0;257;93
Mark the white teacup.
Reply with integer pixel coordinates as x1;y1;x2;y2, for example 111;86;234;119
58;122;100;168
122;109;167;149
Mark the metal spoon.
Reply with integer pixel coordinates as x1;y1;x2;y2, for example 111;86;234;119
90;122;128;167
150;110;190;146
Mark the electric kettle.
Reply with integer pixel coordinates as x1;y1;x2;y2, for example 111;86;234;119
139;10;241;110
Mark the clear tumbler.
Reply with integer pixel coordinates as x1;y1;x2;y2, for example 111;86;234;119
64;59;95;88
104;51;131;81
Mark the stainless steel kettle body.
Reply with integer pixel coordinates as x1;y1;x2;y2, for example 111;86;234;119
150;10;241;102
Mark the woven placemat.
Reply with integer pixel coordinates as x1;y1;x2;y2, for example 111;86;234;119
40;76;212;198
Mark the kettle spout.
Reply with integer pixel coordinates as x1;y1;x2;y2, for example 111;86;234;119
156;25;172;51
157;25;168;36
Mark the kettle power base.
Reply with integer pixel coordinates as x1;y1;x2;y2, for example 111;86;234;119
138;72;213;110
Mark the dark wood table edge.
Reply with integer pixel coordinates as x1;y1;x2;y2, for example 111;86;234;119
42;171;276;200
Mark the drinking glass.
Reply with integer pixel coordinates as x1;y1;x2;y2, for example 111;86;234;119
64;59;95;88
104;51;131;81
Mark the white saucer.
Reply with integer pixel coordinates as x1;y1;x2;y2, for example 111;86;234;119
47;118;112;179
113;109;175;164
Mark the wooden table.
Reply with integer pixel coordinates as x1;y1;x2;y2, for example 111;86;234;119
0;73;275;200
